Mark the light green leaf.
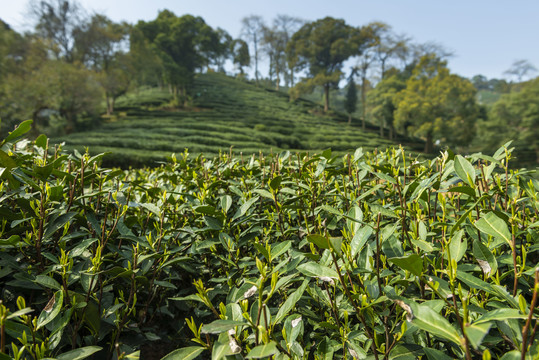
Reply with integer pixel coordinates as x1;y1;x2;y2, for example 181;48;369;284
56;346;102;360
475;212;512;247
454;155;475;187
246;341;279;359
161;346;205;360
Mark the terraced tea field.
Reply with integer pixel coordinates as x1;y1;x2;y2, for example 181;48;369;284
53;72;425;167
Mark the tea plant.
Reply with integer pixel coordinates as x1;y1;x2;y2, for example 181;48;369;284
0;120;537;359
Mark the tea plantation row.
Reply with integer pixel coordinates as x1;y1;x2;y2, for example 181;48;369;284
52;73;424;168
0;122;538;359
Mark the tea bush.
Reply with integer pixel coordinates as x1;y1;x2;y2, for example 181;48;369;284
0;121;538;359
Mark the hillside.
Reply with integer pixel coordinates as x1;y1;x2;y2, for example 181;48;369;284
53;72;425;167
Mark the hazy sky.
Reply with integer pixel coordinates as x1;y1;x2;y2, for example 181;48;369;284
2;0;538;80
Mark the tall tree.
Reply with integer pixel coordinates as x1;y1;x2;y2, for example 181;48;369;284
73;14;132;114
231;39;250;75
287;17;360;112
394;55;480;153
344;76;358;124
240;15;265;85
134;11;221;105
274;15;303;87
503;59;538;83
354;22;388;129
30;0;84;62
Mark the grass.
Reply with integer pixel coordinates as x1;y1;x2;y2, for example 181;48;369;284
52;72;425;167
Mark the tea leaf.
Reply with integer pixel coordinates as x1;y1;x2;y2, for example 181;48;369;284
389;254;423;276
297;262;338;278
56;346;103;360
201;320;246;334
246;341;279;359
454;155;475;187
274;279;308;325
475;212;512;247
409;302;461;346
161;346;205;360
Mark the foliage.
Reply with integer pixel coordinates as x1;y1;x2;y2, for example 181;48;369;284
479;77;539;165
394;55;481;153
368;73;406;140
1;122;538;360
287;17;360;112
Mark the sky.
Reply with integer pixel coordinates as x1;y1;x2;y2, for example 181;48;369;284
1;0;539;80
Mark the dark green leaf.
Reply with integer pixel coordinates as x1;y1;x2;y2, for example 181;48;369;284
389;254;423;276
201;320;246;334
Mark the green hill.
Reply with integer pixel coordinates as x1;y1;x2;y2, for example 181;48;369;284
53;72;425;167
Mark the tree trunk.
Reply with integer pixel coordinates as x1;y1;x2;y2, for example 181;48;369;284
389;126;394;140
106;96;112;116
424;132;433;153
361;75;367;130
348;114;352;124
324;84;330;112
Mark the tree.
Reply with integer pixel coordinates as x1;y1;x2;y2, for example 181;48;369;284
231;39;250;75
503;59;537;83
483;77;539;164
240;15;265;85
287;17;360;112
134;11;221;105
72;14;131;114
211;28;232;72
30;0;84;62
354;22;389;129
344;76;357;124
261;15;303;89
368;73;406;139
394;55;480;153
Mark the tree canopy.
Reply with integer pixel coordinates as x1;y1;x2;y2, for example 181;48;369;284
394;55;480;153
287;17;360;112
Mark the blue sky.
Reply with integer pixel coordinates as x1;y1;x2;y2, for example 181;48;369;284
2;0;538;80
